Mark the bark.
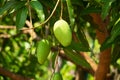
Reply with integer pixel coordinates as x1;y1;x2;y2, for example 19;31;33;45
90;13;111;80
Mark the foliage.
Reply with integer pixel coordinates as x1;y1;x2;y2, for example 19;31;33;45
0;0;120;80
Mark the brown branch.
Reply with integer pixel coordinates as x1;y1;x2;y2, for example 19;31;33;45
90;13;111;80
24;20;37;39
0;34;11;38
0;20;38;40
0;25;16;29
0;67;32;80
79;52;97;74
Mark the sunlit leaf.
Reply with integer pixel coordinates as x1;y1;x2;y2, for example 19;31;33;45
101;0;115;20
66;0;75;28
10;1;26;13
0;1;17;15
30;0;45;22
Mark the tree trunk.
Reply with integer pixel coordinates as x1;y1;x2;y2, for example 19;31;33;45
90;13;111;80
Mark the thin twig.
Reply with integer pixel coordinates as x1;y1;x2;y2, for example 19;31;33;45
0;25;16;29
60;0;63;19
25;20;37;39
0;34;11;38
28;0;33;28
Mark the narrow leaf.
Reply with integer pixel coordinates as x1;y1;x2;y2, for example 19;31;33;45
101;21;120;51
111;18;120;36
67;41;90;52
71;0;83;6
0;1;17;15
66;0;75;27
111;43;120;65
30;0;45;22
51;52;58;69
101;0;115;20
81;7;101;15
77;27;90;50
64;48;91;68
16;7;28;29
10;1;26;13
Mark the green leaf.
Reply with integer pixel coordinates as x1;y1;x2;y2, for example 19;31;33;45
51;52;58;69
10;1;26;13
111;43;120;65
0;1;17;15
81;7;101;15
77;28;90;50
64;48;91;68
16;6;28;29
111;18;120;36
66;0;75;28
101;20;120;51
30;0;45;22
101;0;115;20
67;41;90;52
71;0;84;6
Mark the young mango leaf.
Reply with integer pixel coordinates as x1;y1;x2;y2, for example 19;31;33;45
101;0;115;20
66;0;75;28
30;0;45;22
67;41;90;52
16;6;28;29
64;48;91;69
0;1;17;15
101;20;120;51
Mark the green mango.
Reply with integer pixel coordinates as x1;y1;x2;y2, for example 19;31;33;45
52;72;63;80
36;39;50;64
53;19;72;47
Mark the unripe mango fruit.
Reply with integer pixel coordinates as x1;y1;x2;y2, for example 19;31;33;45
52;72;63;80
53;19;72;47
36;39;50;64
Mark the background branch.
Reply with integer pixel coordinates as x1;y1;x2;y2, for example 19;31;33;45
0;67;32;80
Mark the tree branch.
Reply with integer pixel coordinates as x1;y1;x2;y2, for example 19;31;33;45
0;20;38;40
0;25;16;29
0;67;32;80
24;20;37;39
0;34;11;38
